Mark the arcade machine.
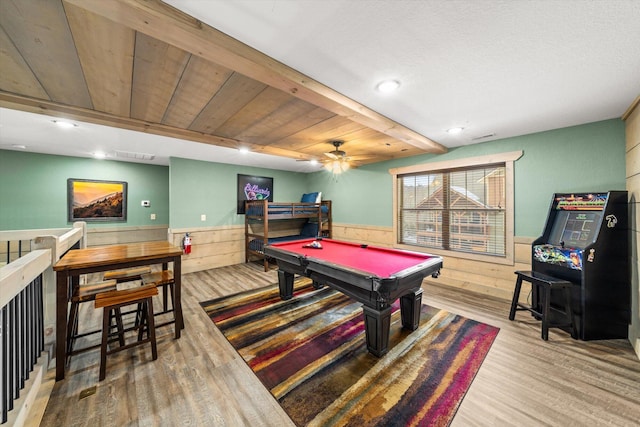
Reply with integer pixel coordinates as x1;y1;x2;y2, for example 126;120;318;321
531;191;629;340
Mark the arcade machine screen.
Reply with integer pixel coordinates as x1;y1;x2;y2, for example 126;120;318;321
533;194;605;271
547;211;602;249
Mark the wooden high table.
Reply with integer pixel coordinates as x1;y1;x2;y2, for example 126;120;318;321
53;241;183;381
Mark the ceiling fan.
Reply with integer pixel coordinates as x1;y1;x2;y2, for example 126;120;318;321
322;140;351;173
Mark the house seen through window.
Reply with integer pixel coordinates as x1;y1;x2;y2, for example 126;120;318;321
398;165;506;256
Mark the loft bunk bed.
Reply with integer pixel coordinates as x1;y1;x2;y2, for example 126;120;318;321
245;198;332;271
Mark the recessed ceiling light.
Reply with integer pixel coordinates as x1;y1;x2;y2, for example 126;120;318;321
93;151;106;159
446;127;464;135
52;120;78;129
11;144;27;149
376;79;401;93
239;147;250;154
309;159;318;166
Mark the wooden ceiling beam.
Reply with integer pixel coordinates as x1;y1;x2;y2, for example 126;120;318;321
62;0;447;154
0;92;312;161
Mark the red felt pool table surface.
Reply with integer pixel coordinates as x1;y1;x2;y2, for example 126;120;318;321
269;238;437;278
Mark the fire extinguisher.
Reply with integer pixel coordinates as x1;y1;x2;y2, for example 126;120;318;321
182;233;192;255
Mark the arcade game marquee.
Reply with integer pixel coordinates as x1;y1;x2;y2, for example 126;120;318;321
531;191;629;340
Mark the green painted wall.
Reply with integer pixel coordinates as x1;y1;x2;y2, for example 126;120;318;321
0;150;169;230
169;157;311;228
308;119;626;237
309;166;392;227
1;119;626;237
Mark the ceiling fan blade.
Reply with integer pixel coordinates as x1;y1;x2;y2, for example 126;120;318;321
324;152;339;159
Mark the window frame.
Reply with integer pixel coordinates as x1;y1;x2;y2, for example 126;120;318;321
389;151;522;265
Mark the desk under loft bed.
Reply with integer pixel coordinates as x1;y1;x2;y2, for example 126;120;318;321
245;199;332;271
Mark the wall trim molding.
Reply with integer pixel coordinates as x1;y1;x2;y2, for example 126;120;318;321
86;224;168;234
332;223;393;233
169;224;244;234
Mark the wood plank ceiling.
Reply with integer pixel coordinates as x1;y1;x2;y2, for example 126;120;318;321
0;0;447;167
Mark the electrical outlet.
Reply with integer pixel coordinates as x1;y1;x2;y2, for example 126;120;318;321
150;213;156;220
200;214;206;221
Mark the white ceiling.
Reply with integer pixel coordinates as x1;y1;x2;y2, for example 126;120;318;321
1;0;639;171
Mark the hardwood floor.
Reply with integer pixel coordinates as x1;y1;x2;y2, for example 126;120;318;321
38;263;639;426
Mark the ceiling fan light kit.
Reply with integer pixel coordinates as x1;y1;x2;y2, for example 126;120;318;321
324;159;350;174
323;140;351;174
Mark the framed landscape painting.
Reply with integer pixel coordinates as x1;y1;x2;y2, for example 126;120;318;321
67;178;127;222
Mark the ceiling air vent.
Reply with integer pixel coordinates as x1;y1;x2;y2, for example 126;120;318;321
114;150;155;161
471;133;496;141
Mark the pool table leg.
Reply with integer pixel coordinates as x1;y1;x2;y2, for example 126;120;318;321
278;270;294;300
362;305;392;357
400;288;423;330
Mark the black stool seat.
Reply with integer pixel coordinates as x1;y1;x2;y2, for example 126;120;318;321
509;270;576;340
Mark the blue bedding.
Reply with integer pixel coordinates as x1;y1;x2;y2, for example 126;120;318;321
248;222;318;253
245;202;328;216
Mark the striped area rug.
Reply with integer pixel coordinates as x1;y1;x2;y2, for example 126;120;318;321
201;279;499;426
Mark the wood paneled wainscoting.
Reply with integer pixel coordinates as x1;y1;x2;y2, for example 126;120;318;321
168;225;245;273
623;95;640;359
85;225;246;274
168;221;569;306
332;223;532;302
86;225;169;247
169;221;537;302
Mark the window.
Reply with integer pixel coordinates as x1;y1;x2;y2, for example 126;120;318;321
390;151;522;264
399;166;505;255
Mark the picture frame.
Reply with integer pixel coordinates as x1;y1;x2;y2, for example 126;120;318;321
67;178;127;222
237;174;273;214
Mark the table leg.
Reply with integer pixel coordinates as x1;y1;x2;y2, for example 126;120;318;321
55;270;69;381
278;270;294;300
362;305;392;357
400;288;423;330
173;256;183;338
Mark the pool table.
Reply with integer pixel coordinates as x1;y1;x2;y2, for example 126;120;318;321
263;238;443;357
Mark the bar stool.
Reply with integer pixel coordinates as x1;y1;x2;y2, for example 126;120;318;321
509;270;576;340
66;279;118;364
140;270;175;315
94;284;159;381
103;266;152;283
